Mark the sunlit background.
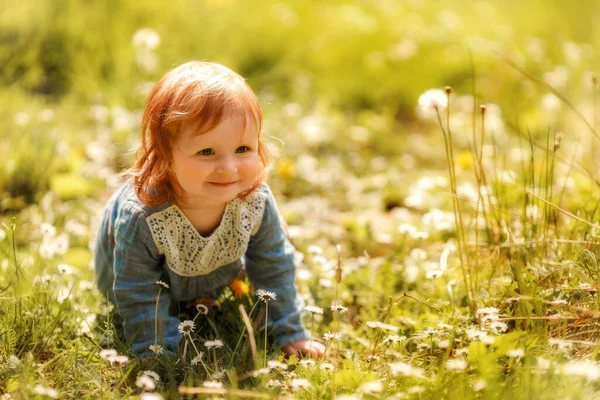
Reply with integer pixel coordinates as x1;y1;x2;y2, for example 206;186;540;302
2;1;600;398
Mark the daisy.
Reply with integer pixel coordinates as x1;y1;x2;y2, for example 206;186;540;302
203;381;224;388
140;394;164;400
257;289;276;302
148;344;163;355
320;362;335;371
155;280;169;289
267;360;288;370
141;370;160;382
290;378;312;391
299;359;316;367
34;386;59;399
330;303;348;313
195;303;209;315
304;305;324;315
99;349;118;360
191;353;204;366
178;320;195;335
135;376;156;391
204;339;224;349
507;348;525;358
323;332;341;341
446;358;468;371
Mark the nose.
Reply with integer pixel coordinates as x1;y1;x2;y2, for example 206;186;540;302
215;156;238;175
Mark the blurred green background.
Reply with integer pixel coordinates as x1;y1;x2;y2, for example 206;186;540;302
1;0;599;205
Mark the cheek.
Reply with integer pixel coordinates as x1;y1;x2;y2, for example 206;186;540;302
241;157;259;176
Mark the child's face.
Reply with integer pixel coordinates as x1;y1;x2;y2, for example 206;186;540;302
171;112;259;207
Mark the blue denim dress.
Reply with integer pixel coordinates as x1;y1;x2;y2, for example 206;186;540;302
94;178;309;356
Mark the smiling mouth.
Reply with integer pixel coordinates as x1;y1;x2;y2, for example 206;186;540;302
210;181;238;187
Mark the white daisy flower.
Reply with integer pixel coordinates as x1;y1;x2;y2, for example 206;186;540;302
330;303;349;313
507;348;525;358
323;332;341;341
257;289;277;302
267;360;288;370
204;340;224;349
178;320;195;335
141;370;160;381
446;358;468;371
304;305;324;315
33;386;59;399
195;303;209;315
135;376;156;391
290;378;312;391
99;349;118;360
191;353;204;366
148;344;163;355
155;280;169;289
203;381;224;389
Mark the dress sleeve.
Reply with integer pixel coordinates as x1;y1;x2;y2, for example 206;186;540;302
244;186;310;348
112;202;181;356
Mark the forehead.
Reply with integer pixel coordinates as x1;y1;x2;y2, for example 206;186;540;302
178;110;259;144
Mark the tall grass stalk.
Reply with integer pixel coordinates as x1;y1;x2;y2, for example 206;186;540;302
436;87;475;312
229;302;259;369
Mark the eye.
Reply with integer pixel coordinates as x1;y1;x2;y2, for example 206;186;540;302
235;146;250;154
197;148;214;156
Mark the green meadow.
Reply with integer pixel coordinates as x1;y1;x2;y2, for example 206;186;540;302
2;0;600;398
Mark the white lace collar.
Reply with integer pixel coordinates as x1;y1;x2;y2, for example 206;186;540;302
146;190;267;277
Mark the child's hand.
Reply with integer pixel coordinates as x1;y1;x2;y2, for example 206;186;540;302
282;340;326;358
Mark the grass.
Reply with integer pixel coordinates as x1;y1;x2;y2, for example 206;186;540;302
3;1;600;399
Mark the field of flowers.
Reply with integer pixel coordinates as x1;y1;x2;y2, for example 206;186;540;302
2;0;600;399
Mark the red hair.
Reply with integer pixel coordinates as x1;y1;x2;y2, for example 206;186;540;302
126;61;272;207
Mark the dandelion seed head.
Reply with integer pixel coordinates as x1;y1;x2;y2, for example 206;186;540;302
417;89;448;118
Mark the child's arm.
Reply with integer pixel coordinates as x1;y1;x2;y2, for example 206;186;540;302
244;186;310;349
112;202;181;356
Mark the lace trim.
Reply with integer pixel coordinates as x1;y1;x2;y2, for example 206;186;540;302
146;189;267;277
